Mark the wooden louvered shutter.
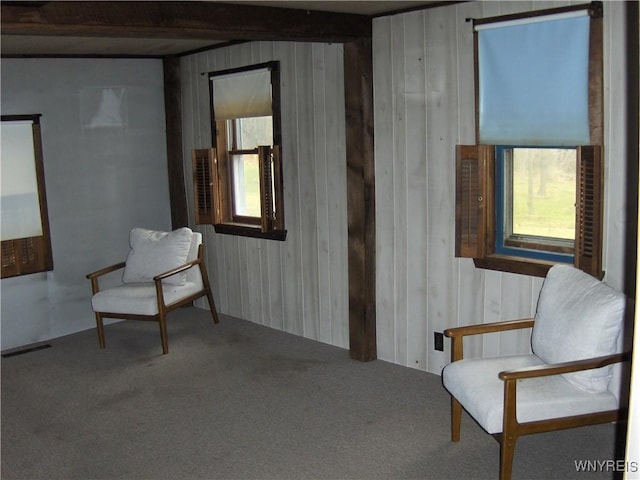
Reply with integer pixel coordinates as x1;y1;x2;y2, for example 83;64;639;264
258;145;274;233
574;145;603;278
1;241;17;277
257;145;285;234
192;148;216;225
272;145;285;232
455;144;494;258
1;236;52;279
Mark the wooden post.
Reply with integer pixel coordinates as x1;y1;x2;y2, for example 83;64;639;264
624;0;639;299
163;55;189;229
344;37;376;362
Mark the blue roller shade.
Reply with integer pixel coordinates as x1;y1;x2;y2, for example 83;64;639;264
477;12;590;146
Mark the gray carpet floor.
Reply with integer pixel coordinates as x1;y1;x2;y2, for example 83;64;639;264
1;307;625;480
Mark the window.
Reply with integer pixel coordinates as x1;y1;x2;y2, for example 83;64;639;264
193;62;285;240
455;2;604;278
495;146;576;263
1;115;53;278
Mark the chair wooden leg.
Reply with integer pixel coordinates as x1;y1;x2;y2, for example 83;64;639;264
200;266;219;324
158;312;169;354
95;312;106;349
205;288;219;324
500;378;518;480
499;432;517;480
451;397;462;442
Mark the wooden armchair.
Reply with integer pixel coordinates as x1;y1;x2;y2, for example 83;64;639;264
442;265;630;480
87;228;219;354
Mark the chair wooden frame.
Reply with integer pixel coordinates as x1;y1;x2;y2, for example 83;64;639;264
444;318;628;480
87;243;219;354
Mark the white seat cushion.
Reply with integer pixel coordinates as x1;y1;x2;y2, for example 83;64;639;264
91;282;202;316
442;354;618;434
532;264;626;393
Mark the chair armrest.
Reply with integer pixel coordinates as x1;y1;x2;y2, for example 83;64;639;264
153;258;200;282
444;318;535;339
152;258;201;307
498;352;630;435
499;352;631;381
87;261;126;296
444;318;535;362
86;262;126;280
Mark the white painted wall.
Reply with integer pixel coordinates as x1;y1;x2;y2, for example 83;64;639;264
0;58;171;350
180;42;350;349
373;1;630;374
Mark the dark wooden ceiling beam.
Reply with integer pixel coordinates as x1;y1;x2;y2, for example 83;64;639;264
1;1;372;43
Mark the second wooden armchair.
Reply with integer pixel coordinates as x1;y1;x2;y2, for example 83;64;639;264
442;264;630;480
87;227;219;354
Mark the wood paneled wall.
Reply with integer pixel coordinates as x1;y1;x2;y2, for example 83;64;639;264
373;1;629;374
180;41;350;349
180;2;629;375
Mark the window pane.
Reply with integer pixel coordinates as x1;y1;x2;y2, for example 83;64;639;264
236;116;272;149
0;121;43;240
511;148;576;240
232;153;261;217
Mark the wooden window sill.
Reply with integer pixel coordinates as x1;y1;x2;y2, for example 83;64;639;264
213;223;287;241
473;254;560;278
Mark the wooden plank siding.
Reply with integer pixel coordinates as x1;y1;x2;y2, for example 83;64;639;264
372;1;629;374
180;41;349;349
179;1;628;375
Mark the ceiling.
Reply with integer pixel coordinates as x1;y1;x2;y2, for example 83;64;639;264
1;1;446;57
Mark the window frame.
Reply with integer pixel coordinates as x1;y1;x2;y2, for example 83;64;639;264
198;61;285;241
455;2;604;278
1;114;53;278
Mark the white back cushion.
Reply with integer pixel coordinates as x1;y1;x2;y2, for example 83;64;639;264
531;264;626;393
123;227;193;286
